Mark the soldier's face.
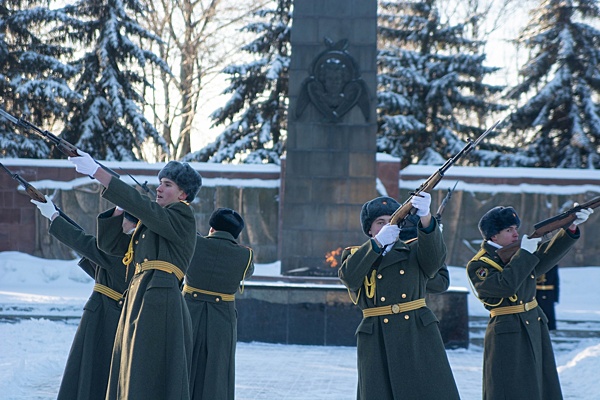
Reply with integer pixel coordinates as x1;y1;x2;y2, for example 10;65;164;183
122;218;137;235
369;215;392;237
156;178;186;207
491;225;519;247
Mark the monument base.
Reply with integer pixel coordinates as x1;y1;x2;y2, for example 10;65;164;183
236;276;469;348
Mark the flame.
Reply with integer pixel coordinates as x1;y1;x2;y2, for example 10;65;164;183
325;247;343;268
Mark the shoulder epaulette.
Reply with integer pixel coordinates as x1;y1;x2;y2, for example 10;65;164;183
344;245;360;255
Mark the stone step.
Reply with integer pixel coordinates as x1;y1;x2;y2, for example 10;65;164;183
468;316;600;348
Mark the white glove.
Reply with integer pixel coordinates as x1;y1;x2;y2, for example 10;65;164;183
411;192;431;217
374;224;400;247
68;149;99;176
520;235;541;254
31;195;59;221
573;208;593;226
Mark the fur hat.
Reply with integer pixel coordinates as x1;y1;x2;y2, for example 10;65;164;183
209;207;245;239
360;196;400;236
158;161;202;202
123;212;138;224
478;206;520;239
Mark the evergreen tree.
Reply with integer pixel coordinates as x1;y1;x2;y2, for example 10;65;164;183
186;0;292;164
50;0;170;161
377;0;509;168
505;0;600;168
0;1;80;158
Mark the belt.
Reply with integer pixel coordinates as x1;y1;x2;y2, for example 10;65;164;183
93;283;124;302
536;285;555;290
183;284;235;302
135;260;184;281
362;298;426;318
490;299;538;317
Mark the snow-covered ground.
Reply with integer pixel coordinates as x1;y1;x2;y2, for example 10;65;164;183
1;251;599;399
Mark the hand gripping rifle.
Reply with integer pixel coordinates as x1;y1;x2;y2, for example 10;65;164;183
389;120;500;226
0;106;119;178
0;162;83;230
496;196;600;263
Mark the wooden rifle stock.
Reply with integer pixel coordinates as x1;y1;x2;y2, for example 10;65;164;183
0;162;83;230
496;195;600;263
389;120;500;226
0;106;119;178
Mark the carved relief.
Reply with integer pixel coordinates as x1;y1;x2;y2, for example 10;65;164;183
296;38;370;123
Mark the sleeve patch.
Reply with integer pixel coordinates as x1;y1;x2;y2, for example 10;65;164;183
476;267;488;280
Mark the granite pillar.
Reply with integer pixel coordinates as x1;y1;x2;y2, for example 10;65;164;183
280;0;378;275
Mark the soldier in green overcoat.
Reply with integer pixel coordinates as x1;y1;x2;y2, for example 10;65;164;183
184;208;254;399
69;153;202;400
467;205;593;400
31;196;137;400
339;195;460;400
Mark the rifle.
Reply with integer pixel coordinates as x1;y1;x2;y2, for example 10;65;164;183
496;196;600;263
435;181;458;222
119;167;156;199
0;106;119;178
0;162;83;230
390;120;500;226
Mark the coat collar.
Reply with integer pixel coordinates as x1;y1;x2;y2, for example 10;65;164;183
207;230;238;243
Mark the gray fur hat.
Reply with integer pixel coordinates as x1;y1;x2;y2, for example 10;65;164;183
360;196;400;236
478;206;520;240
209;207;245;239
158;161;202;202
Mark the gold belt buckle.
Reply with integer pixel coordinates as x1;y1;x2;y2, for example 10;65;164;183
391;304;400;314
524;302;530;311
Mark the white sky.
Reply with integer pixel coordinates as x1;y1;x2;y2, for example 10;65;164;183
0;251;599;399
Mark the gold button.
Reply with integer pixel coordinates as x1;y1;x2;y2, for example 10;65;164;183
520;300;523;304
118;301;123;305
380;296;386;302
526;320;529;324
401;293;407;299
538;317;541;321
404;315;409;320
531;274;535;279
399;270;405;275
377;274;382;279
144;258;148;262
142;234;145;238
193;293;197;298
135;240;139;244
383;318;389;323
216;298;220;302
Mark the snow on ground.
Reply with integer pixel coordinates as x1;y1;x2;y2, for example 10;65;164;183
1;251;599;399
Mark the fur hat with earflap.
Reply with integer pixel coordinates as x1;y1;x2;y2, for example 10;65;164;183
360;196;400;237
478;206;520;240
158;161;202;202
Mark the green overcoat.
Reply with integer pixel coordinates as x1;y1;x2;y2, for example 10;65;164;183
339;219;460;400
467;228;579;400
97;177;197;400
49;215;132;400
184;231;254;400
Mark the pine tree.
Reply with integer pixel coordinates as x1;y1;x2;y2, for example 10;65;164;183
505;0;600;168
49;0;170;161
377;0;509;168
0;1;79;158
185;0;292;164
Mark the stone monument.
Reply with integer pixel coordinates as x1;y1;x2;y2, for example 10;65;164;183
280;0;378;275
